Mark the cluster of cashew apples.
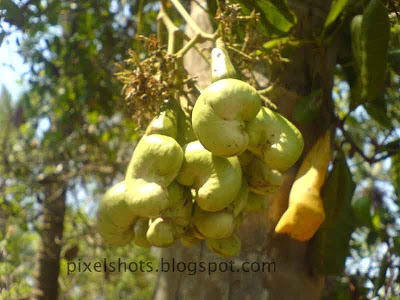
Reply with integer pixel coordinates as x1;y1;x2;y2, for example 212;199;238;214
97;46;305;257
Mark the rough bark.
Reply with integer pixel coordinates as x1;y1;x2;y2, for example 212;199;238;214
153;1;338;299
0;208;7;292
33;182;66;300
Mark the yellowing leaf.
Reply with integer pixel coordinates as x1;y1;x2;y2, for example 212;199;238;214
324;0;349;30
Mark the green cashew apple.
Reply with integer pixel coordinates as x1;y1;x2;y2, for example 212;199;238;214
180;232;202;248
146;100;196;146
123;178;169;218
192;78;261;157
171;201;193;227
194;207;235;239
123;134;184;218
247;106;304;171
145;106;178;139
206;234;241;257
234;213;244;230
97;181;136;247
176;106;197;146
243;155;283;195
192;226;207;240
165;181;186;209
162;186;194;227
146;218;175;247
237;150;254;168
126;134;183;186
230;177;249;217
244;192;268;213
161;182;193;228
133;218;152;248
176;141;242;212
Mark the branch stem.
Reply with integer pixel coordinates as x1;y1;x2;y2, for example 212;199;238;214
176;33;201;58
170;0;216;42
226;45;253;60
157;3;180;54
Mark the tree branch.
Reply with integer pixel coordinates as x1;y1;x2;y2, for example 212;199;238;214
336;117;394;164
175;33;201;58
169;0;217;42
157;3;180;54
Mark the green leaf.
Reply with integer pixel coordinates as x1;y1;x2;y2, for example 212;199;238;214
345;115;359;128
87;111;99;124
377;139;400;153
233;0;297;36
390;24;400;48
323;0;349;30
311;151;356;275
0;0;19;15
391;154;400;198
350;0;390;109
373;253;390;296
256;0;297;33
322;151;356;227
263;37;291;50
352;195;372;228
351;15;363;72
263;37;309;51
0;0;24;27
393;236;400;255
371;209;382;232
364;98;392;129
366;230;379;245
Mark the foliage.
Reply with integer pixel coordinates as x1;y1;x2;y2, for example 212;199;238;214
1;0;158;299
0;0;400;299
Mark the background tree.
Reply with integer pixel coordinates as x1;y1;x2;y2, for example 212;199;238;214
0;0;399;299
1;1;158;299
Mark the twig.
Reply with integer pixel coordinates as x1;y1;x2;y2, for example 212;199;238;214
177;31;211;64
336;117;373;162
157;3;179;54
175;33;201;58
241;9;258;53
226;45;253;61
216;0;226;43
258;79;280;95
380;128;394;145
260;95;277;111
192;43;211;65
157;2;212;62
136;0;145;36
336;117;393;164
156;14;165;45
169;0;217;42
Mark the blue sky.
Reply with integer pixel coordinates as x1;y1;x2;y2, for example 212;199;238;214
0;22;29;101
0;21;94;212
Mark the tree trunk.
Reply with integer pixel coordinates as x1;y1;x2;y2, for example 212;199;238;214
33;182;66;300
153;1;337;299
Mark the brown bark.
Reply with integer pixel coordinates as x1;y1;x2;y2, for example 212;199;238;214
33;182;66;300
153;1;338;299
